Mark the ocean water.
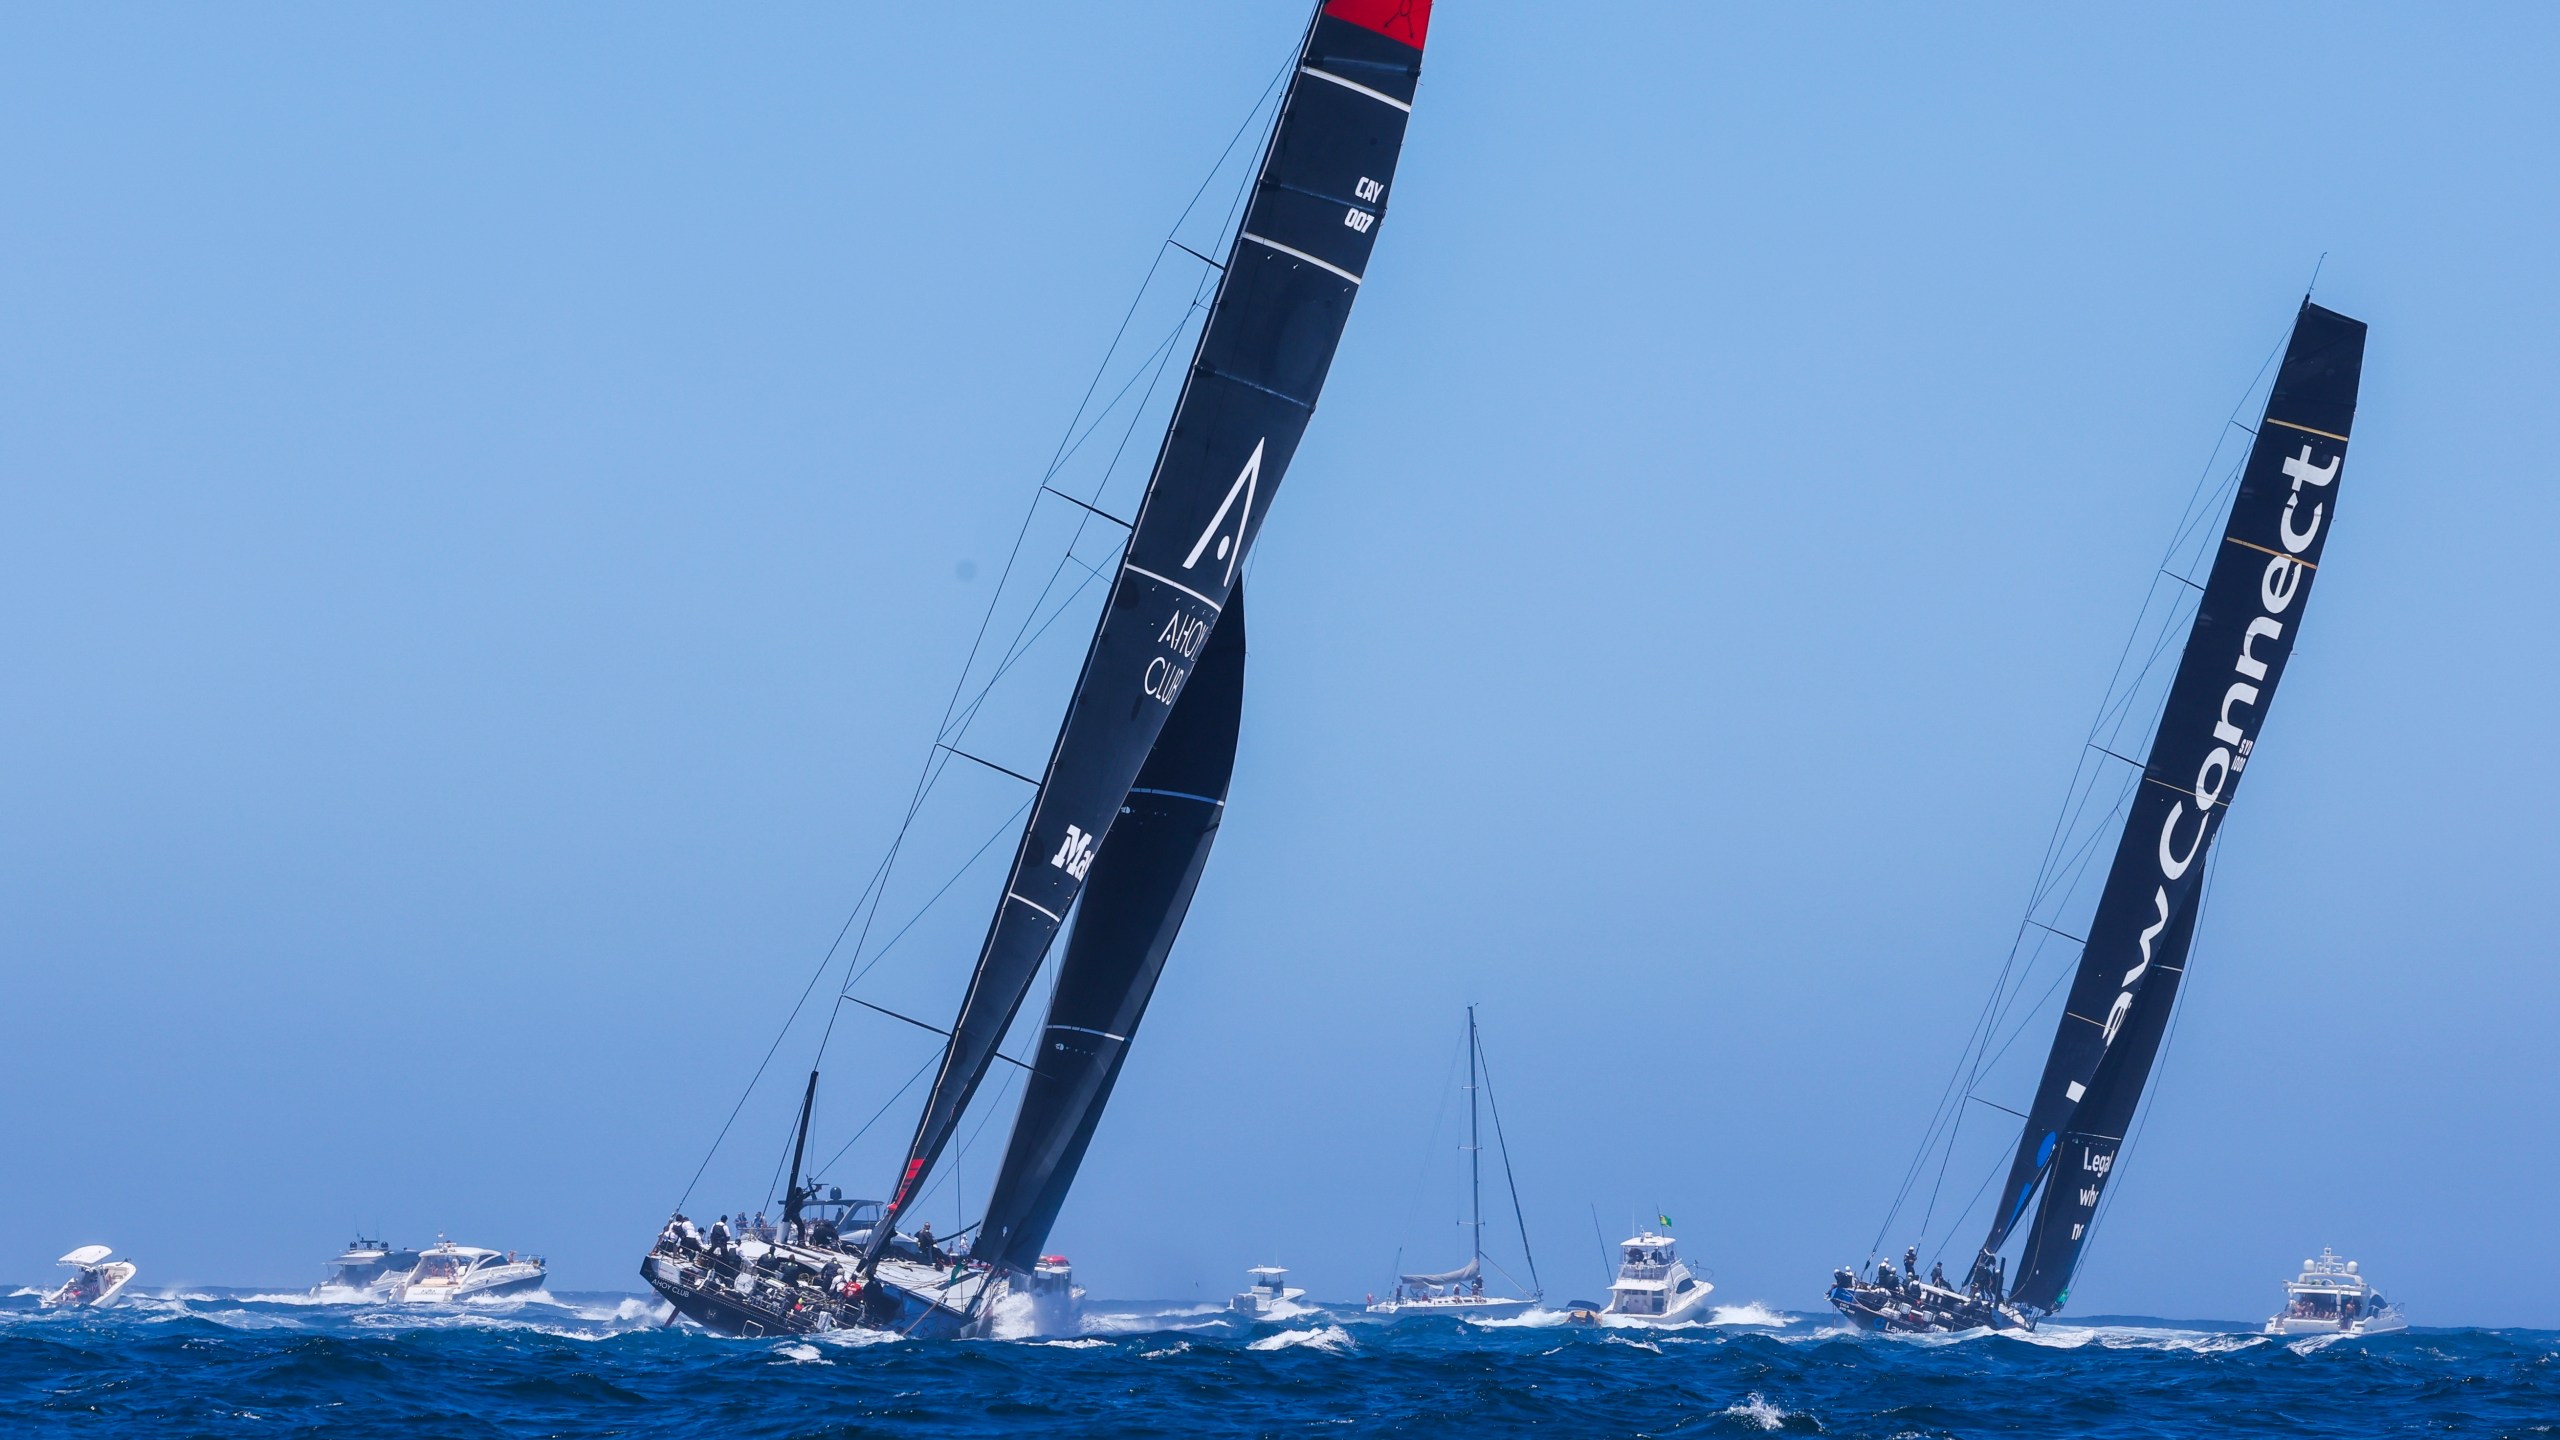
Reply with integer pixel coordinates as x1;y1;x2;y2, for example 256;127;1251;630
6;1288;2555;1438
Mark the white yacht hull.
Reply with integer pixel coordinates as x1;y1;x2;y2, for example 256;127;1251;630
1366;1295;1536;1321
2266;1310;2407;1337
1604;1281;1715;1325
1232;1288;1309;1319
395;1266;546;1304
41;1262;137;1310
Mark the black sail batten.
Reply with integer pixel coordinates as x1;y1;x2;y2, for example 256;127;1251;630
1974;301;2366;1305
975;588;1248;1273
866;0;1428;1266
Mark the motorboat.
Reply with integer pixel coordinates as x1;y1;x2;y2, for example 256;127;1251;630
1601;1231;1713;1324
2265;1249;2406;1336
311;1236;422;1298
1017;1255;1081;1337
392;1240;546;1303
1230;1265;1307;1319
40;1246;137;1309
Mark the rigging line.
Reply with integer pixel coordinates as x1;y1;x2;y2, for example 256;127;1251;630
1040;485;1132;529
1168;238;1224;271
905;1055;1025;1216
691;45;1290;1207
840;798;1032;996
2075;877;2207;1286
1966;1095;2031;1121
811;1048;943;1180
934;744;1040;789
1476;1033;1544;1297
842;997;1035;1072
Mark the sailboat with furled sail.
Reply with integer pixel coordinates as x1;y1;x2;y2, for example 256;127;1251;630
1828;300;2367;1334
641;0;1434;1339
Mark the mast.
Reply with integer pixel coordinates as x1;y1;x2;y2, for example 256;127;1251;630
781;1069;818;1232
1467;1006;1484;1277
863;0;1433;1273
1971;300;2367;1307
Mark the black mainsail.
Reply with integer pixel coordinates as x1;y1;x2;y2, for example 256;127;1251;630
1971;301;2367;1312
867;0;1431;1264
974;588;1247;1273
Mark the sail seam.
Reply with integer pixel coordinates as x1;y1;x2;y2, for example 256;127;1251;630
1006;892;1064;923
1241;231;1363;285
1199;364;1317;412
2262;416;2349;443
1122;563;1226;612
1047;1024;1129;1043
2222;534;2320;569
1128;786;1225;806
1298;64;1414;112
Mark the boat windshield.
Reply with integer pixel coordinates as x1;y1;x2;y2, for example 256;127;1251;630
413;1254;470;1282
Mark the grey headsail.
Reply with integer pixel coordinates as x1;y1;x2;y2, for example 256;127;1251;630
974;587;1247;1273
868;0;1430;1263
1975;300;2366;1308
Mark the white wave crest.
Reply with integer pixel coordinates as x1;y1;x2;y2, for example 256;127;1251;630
1718;1393;1795;1431
1248;1324;1354;1353
1033;1336;1110;1349
1710;1302;1792;1328
773;1342;830;1365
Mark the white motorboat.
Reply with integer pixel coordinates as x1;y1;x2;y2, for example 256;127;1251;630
2265;1248;2405;1336
1368;1009;1544;1321
40;1246;137;1309
392;1240;546;1303
312;1236;423;1298
1602;1231;1714;1324
1231;1265;1308;1319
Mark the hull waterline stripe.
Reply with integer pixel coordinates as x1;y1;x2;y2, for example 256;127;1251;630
1241;231;1363;285
2263;416;2350;443
2223;534;2320;569
1122;563;1224;612
1299;64;1413;112
1006;892;1063;923
1128;786;1225;806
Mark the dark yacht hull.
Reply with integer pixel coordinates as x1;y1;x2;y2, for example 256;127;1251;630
1826;1283;2034;1335
641;1251;973;1340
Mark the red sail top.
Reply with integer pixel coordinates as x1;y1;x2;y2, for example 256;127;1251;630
1323;0;1429;49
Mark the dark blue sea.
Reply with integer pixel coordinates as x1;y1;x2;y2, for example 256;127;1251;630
6;1287;2555;1438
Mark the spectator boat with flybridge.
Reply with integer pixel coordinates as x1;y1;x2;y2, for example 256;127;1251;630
1601;1230;1713;1324
311;1236;422;1299
2264;1249;2405;1336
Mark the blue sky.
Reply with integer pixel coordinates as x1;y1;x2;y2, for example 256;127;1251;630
4;3;2554;1324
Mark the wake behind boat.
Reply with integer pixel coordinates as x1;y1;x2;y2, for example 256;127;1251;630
1830;300;2368;1334
2266;1249;2405;1336
40;1246;137;1310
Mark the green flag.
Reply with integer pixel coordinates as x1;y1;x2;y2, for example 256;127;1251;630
1658;1214;1673;1229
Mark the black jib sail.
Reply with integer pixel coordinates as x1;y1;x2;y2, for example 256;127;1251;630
868;0;1430;1261
1976;300;2366;1310
974;588;1248;1273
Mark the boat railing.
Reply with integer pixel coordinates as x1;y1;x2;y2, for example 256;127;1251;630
1617;1263;1672;1282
